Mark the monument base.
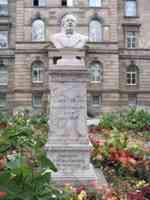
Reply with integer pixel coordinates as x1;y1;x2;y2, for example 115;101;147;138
51;164;97;187
45;144;97;187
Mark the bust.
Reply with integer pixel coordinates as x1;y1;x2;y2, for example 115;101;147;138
50;14;88;49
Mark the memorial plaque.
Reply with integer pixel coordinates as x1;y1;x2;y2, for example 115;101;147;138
50;82;88;142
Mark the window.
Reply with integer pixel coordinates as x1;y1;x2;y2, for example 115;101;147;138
0;0;8;16
0;31;8;48
125;0;137;17
32;94;42;108
0;64;8;85
89;19;102;42
128;94;137;107
32;19;45;41
92;95;101;106
32;61;44;83
33;0;47;7
62;0;67;6
126;31;137;48
62;0;74;7
89;62;102;83
126;64;138;86
0;93;6;107
89;0;102;7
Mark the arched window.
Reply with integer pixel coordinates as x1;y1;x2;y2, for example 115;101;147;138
0;63;8;85
33;0;47;7
0;31;8;48
0;0;8;16
126;64;138;86
89;19;102;42
32;61;44;83
89;61;103;83
32;19;45;41
89;0;102;7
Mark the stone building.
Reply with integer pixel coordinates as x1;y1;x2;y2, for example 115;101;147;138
0;0;150;116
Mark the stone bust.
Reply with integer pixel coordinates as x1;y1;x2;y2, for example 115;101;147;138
50;14;88;49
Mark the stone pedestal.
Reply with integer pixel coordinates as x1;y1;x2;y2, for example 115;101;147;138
45;49;97;186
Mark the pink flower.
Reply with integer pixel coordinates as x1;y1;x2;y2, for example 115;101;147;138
89;180;97;188
96;154;103;161
0;192;7;198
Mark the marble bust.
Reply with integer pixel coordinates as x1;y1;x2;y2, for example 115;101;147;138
50;14;88;49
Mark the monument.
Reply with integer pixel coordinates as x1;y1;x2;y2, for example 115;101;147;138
45;14;97;186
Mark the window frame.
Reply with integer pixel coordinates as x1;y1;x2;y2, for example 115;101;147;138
0;93;6;108
0;63;8;85
126;64;139;86
32;0;47;7
92;95;102;107
128;94;137;107
32;19;46;42
0;31;8;48
89;0;102;7
89;18;103;42
32;61;44;83
124;0;138;18
123;25;140;49
32;94;42;108
126;31;137;48
88;61;103;83
0;0;8;16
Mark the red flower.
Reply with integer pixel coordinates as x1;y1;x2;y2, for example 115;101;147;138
0;192;7;198
76;186;85;194
127;191;144;200
95;139;105;146
142;186;150;195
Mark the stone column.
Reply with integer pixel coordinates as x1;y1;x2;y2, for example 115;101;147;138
45;49;97;186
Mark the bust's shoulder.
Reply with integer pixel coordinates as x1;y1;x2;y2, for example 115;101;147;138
76;33;88;41
51;33;63;40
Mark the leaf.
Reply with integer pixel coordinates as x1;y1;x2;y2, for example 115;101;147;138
39;154;57;172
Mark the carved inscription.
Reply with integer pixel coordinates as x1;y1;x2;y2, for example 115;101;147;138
53;152;88;170
50;83;87;138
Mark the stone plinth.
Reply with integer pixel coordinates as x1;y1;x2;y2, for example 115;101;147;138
45;50;97;186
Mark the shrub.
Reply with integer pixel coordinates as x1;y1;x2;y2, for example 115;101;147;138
99;108;150;132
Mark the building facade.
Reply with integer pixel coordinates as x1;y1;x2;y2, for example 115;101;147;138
0;0;150;116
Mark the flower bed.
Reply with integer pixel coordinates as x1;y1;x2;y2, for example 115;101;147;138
89;123;150;200
0;113;119;200
0;109;150;200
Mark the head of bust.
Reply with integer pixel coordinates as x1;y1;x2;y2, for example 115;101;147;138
61;14;77;36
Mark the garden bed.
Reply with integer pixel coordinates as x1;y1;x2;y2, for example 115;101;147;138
89;108;150;200
0;109;150;200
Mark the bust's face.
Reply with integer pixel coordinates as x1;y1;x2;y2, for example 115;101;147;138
62;15;77;35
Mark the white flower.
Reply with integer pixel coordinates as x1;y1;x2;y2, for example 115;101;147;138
59;190;63;194
51;194;57;199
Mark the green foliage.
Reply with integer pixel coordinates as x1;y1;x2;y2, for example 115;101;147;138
100;108;150;132
0;112;10;124
0;151;58;200
143;131;150;138
0;113;74;200
108;128;128;150
99;113;115;129
30;115;48;126
125;108;150;131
